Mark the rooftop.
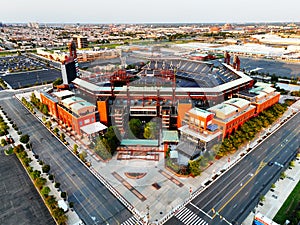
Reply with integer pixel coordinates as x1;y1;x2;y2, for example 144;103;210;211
80;122;107;135
62;96;85;107
208;103;237;117
224;98;250;109
52;90;74;98
189;108;213;118
71;101;95;112
120;139;159;146
162;130;179;143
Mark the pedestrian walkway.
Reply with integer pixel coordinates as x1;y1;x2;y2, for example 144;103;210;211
121;216;143;225
175;207;208;225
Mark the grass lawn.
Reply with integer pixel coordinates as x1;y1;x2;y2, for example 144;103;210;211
273;181;300;224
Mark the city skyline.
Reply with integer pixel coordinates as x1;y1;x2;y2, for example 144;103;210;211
1;0;300;24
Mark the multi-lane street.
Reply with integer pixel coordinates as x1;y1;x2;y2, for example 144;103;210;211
0;91;136;225
166;112;300;225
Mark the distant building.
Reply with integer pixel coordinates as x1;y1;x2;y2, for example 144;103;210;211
61;60;77;84
72;36;88;49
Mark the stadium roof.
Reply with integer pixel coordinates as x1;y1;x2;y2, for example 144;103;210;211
73;78;103;92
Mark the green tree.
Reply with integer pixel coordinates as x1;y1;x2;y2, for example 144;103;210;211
143;121;157;139
42;164;51;174
30;170;41;180
61;191;67;199
53;78;63;86
53;207;67;225
104;126;120;154
188;159;201;177
35;177;47;189
1;138;7;146
20;134;30;143
41;186;51;197
78;151;87;162
53;127;59;136
60;133;65;142
41;104;49;115
45;195;57;209
73;144;78;154
129;118;142;138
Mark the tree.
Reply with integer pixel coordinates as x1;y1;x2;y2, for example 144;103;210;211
48;174;54;182
188;159;201;177
128;118;142;138
78;151;87;162
20;134;30;143
54;182;61;189
35;177;47;189
53;78;63;86
45;195;57;209
41;186;51;197
73;144;78;154
259;195;265;202
30;170;41;180
53;127;59;136
61;191;67;199
60;133;65;142
13;144;25;153
1;138;7;146
143;121;157;139
41;104;49;115
104;126;120;154
53;207;67;225
42;164;51;174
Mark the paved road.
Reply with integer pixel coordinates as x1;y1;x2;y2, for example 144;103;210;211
0;91;134;225
166;112;300;225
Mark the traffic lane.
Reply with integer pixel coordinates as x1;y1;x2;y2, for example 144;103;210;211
192;113;300;216
215;133;300;225
25;124;130;225
30;129;131;224
0;99;133;224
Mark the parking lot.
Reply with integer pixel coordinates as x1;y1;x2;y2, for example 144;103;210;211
0;149;55;225
0;55;61;89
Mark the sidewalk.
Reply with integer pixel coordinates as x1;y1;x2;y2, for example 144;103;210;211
0;105;82;225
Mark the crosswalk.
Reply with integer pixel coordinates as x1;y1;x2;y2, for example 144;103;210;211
175;207;208;225
121;216;143;225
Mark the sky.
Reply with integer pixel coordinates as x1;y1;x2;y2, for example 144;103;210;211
1;0;300;24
